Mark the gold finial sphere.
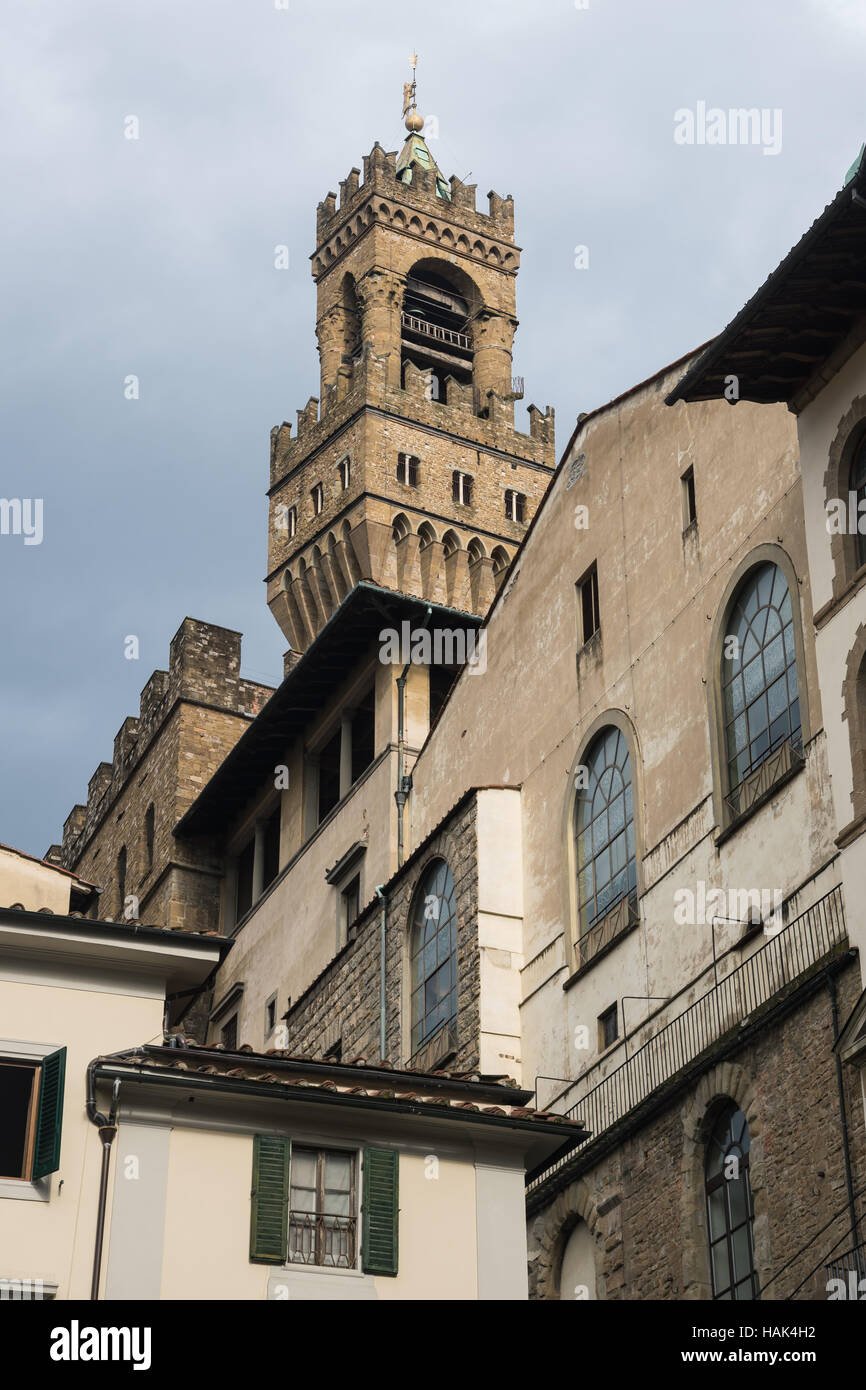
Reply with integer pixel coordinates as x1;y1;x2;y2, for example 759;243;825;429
405;108;424;133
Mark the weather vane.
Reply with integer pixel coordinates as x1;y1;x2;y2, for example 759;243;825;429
402;51;424;132
403;51;418;119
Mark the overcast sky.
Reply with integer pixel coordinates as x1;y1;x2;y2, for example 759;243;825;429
1;0;864;857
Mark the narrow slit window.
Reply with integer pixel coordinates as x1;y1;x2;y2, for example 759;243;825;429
337;456;351;491
577;564;600;645
397;453;419;487
452;471;473;506
681;465;697;528
311;483;324;516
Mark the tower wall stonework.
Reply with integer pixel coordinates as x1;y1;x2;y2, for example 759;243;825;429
266;135;555;650
56;619;272;929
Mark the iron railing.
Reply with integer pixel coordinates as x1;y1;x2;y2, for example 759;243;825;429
530;885;846;1192
401;312;472;352
825;1238;866;1292
288;1213;356;1269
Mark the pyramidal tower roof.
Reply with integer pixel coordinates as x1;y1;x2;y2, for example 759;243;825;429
395;53;452;201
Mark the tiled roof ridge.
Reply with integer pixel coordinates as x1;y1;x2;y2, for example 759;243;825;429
98;1045;580;1127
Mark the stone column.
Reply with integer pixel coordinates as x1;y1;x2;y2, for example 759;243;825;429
355;268;406;389
471;308;517;407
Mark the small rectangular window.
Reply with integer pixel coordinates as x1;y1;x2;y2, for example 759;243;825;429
289;1147;357;1269
287;505;297;539
337;456;351;490
221;1015;238;1051
577;564;600;645
452;470;473;506
342;876;361;942
311;483;324;516
598;1003;618;1052
397;453;419;486
505;489;526;523
265;996;277;1037
681;465;697;529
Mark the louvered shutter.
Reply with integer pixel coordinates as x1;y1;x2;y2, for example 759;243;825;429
361;1147;399;1276
32;1046;66;1180
250;1135;291;1264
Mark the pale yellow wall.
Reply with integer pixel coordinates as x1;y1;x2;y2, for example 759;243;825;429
374;1151;477;1300
160;1128;269;1300
0;846;73;914
157;1128;477;1300
214;753;396;1048
0;977;164;1299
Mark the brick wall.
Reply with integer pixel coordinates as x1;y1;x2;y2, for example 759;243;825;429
529;956;866;1301
278;794;481;1072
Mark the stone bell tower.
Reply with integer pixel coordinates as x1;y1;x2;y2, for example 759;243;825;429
267;65;555;652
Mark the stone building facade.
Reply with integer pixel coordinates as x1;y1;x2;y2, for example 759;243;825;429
40;100;866;1303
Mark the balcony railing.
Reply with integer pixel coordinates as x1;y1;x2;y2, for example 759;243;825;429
530;885;846;1193
401;312;472;352
288;1213;356;1269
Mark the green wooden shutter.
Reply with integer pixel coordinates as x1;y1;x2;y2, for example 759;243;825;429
32;1046;66;1180
361;1147;399;1276
250;1135;291;1264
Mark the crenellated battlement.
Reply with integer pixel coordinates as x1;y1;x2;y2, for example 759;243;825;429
313;140;517;281
57;619;273;869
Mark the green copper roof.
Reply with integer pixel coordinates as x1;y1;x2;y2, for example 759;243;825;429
395;132;452;201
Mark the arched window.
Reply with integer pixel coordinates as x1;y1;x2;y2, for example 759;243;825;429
408;859;457;1057
722;562;801;810
575;728;636;946
705;1103;758;1300
850;436;866;571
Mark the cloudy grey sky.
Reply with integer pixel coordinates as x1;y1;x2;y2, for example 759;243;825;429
1;0;864;857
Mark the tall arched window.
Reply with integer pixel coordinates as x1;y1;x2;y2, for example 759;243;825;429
850;436;866;571
722;562;801;811
575;728;636;942
705;1103;758;1300
409;859;457;1057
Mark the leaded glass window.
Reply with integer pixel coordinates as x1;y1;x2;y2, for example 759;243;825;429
705;1104;759;1300
575;728;636;935
722;562;801;795
409;859;457;1054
